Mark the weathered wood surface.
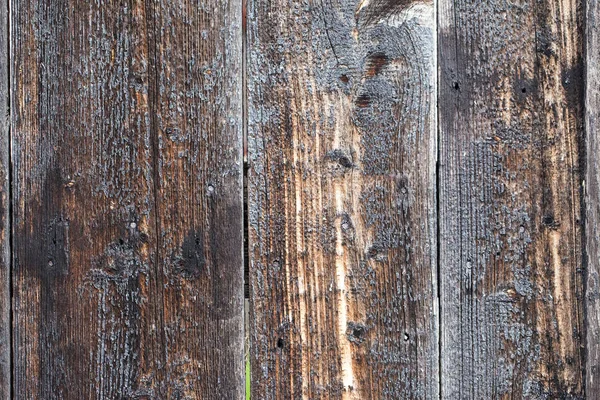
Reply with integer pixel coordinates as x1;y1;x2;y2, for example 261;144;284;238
148;0;244;397
586;0;600;394
11;0;243;398
248;0;438;398
439;0;585;398
4;0;598;398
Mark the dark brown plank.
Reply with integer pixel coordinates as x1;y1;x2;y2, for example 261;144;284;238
148;0;245;397
438;0;585;397
11;0;243;398
248;0;438;398
586;0;600;394
12;2;155;397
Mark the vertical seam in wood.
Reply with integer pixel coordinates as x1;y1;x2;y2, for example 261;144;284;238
242;0;250;397
582;0;589;394
243;0;249;302
435;0;441;397
7;0;12;396
436;159;441;400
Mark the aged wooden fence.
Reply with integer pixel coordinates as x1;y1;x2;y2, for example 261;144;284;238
0;0;598;398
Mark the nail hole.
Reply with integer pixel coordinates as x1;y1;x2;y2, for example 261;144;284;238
353;327;364;339
277;338;284;348
542;214;559;228
346;322;367;344
338;155;353;168
326;149;354;170
453;82;460;90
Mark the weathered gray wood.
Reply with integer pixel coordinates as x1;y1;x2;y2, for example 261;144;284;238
11;0;244;398
248;0;438;398
586;0;600;394
439;0;585;397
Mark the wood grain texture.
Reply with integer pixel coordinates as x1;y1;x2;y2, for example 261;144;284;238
438;0;585;398
11;0;243;398
148;0;244;397
586;0;600;394
248;0;438;398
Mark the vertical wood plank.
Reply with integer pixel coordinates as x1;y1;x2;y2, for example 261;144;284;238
11;0;243;398
147;0;244;397
438;0;585;397
12;2;155;397
586;0;600;393
248;0;438;398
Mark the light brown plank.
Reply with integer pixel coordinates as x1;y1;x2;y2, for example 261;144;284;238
248;0;438;398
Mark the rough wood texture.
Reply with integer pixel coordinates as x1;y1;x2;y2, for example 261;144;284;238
148;0;244;397
439;0;585;397
248;0;438;398
586;0;600;394
11;0;243;398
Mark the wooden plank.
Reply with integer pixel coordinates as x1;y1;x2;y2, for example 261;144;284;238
148;0;244;397
11;0;244;398
438;0;585;397
248;0;438;398
586;0;600;394
12;2;156;397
